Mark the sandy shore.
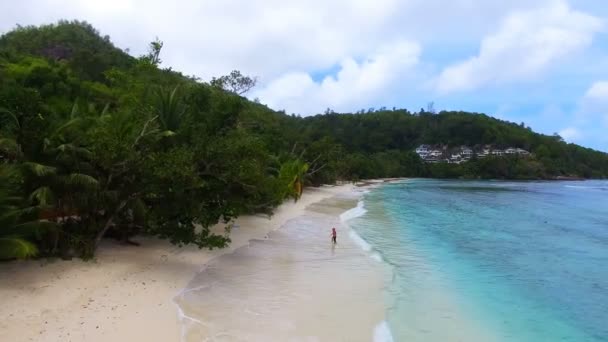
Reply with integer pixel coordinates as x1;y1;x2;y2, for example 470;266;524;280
0;184;356;342
175;187;386;341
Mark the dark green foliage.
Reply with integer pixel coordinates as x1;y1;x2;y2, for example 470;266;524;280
285;110;608;180
0;165;57;260
0;20;134;81
0;21;295;259
210;70;257;95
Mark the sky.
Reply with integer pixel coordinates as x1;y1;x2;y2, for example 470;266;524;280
1;0;608;151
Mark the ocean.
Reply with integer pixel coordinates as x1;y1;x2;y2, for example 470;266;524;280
349;179;608;341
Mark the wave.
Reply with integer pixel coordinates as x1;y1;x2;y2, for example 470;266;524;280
565;185;607;190
175;303;204;342
341;200;385;264
373;321;394;342
348;229;372;252
340;200;368;222
342;199;394;341
343;203;394;342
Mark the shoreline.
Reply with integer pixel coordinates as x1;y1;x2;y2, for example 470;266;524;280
174;183;386;341
0;184;358;342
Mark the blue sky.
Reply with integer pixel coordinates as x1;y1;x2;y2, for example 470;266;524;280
1;0;608;151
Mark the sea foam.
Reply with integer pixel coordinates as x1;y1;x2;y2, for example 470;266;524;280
341;200;385;263
342;199;394;341
373;321;395;342
339;200;367;222
348;229;372;252
340;201;373;252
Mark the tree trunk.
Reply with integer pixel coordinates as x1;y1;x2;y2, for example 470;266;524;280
93;200;128;251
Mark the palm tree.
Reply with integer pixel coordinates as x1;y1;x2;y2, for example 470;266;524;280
0;166;56;259
278;159;309;201
0;102;103;256
155;85;186;132
21;102;101;223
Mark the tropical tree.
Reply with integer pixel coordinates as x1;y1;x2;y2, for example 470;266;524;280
278;159;309;201
0;166;56;259
155;85;186;132
210;70;257;95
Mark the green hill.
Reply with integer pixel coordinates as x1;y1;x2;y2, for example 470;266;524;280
1;21;606;259
290;110;608;180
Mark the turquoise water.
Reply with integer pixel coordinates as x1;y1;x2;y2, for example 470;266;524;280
351;180;608;341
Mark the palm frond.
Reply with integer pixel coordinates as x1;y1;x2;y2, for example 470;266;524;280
22;162;57;177
51;117;83;138
11;205;42;219
101;103;110;116
0;180;48;259
278;160;309;201
65;173;99;189
43;138;52;151
56;144;93;159
13;220;58;237
156;85;185;131
29;186;55;206
158;130;176;137
0;107;20;129
0;237;38;259
70;101;79;119
0;138;22;157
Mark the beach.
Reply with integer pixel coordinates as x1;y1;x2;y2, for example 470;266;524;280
175;185;387;341
0;183;385;342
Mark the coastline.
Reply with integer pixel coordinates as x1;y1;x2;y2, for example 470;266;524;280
0;184;359;342
174;183;387;341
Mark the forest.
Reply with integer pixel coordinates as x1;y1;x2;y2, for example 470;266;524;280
1;21;607;260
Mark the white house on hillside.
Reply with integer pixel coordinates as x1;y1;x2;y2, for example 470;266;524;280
415;145;431;155
414;144;529;163
460;146;473;158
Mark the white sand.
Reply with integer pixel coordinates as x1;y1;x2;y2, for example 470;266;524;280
0;184;355;342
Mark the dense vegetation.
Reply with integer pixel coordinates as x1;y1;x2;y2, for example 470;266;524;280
1;21;607;260
290;110;608;180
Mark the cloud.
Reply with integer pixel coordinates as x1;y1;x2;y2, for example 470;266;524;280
435;0;603;94
254;41;421;114
1;0;408;79
584;81;608;101
546;81;608;150
580;81;608;124
558;127;582;141
0;1;564;95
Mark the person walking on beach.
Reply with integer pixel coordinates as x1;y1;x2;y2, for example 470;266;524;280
331;227;337;244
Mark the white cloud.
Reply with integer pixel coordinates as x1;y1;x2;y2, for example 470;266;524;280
548;81;608;150
435;0;603;94
584;81;608;100
0;1;565;112
254;41;421;114
558;127;582;141
0;0;406;79
580;81;608;124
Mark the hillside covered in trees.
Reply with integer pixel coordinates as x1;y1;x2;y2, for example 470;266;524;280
1;21;607;259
